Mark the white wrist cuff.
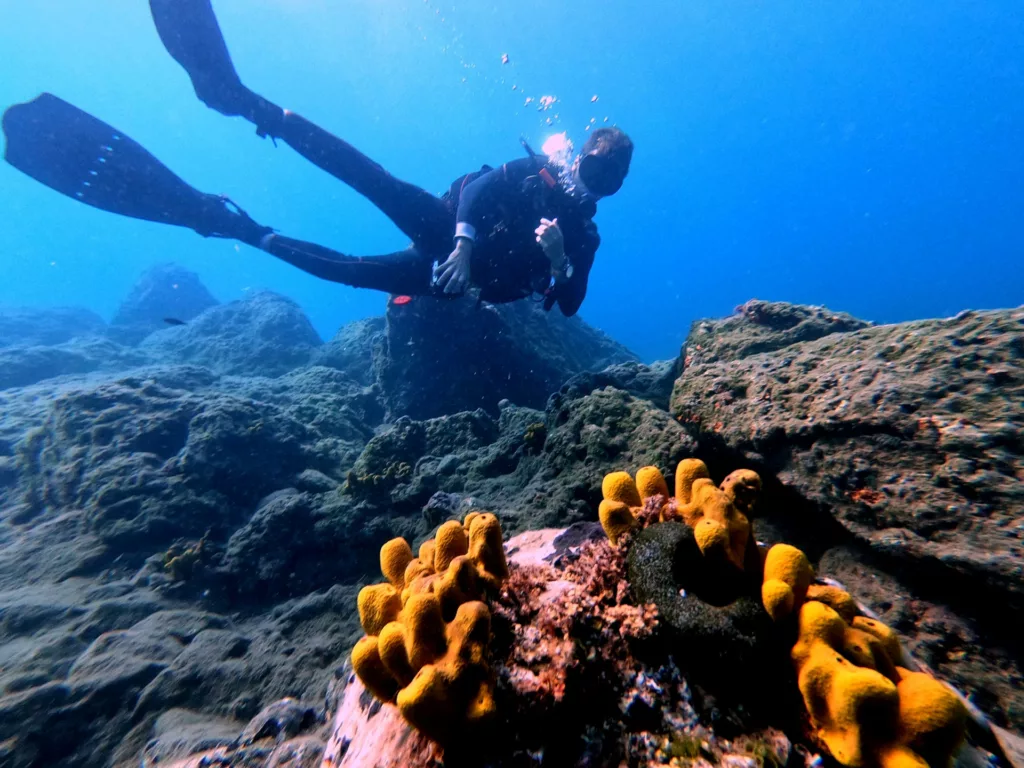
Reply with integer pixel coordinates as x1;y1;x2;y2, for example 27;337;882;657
454;222;476;242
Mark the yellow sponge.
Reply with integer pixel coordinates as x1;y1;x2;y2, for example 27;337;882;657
597;460;759;571
357;583;402;636
674;458;711;503
352;635;399;703
599;499;636;545
396;600;495;744
852;616;903;667
893;667;967;767
791;600;966;768
434;520;470;573
602;470;642;507
720;468;761;516
761;544;813;621
381;538;415;588
467;512;509;588
797;640;901;767
635;465;670;500
806;584;859;624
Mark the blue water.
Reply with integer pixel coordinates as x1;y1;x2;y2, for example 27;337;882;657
2;0;1021;361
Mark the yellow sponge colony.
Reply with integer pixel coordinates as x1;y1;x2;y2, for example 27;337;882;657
774;553;967;768
351;511;509;743
596;459;760;572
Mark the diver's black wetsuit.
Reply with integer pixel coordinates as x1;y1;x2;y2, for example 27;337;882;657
260;112;599;316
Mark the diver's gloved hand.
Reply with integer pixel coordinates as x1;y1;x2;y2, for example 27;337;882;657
433;239;473;295
535;217;565;273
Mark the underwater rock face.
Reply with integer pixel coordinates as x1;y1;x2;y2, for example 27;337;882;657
342;387;696;535
141;291;322;377
371;294;638;420
1;287;1021;766
683;298;872;368
0;305;107;349
672;304;1024;729
108;263;220;346
0;337;151;390
310;316;386;385
549;357;681;411
13;365;373;561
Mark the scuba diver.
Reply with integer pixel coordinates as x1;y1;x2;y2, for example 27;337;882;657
1;0;633;317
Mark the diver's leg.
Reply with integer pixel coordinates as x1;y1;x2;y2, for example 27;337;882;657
2;92;272;244
149;0;282;134
259;236;435;295
149;0;453;252
273;111;453;254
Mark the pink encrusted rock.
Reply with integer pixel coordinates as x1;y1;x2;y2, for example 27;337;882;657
322;674;434;768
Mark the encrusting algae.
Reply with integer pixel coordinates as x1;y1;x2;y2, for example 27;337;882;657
351;511;508;744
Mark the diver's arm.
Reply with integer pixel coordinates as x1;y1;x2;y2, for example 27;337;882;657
433;237;473;294
550;252;592;316
454;158;539;242
544;224;599;317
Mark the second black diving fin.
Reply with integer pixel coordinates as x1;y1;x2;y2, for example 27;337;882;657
2;92;271;243
149;0;282;134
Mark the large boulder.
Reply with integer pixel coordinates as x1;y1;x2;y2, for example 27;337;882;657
107;263;219;346
672;306;1023;607
683;298;872;368
549;358;680;411
0;306;106;348
671;302;1024;730
370;296;638;420
141;292;322;377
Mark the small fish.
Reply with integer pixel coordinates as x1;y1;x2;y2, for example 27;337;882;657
163;317;187;326
391;295;413;306
501;53;510;65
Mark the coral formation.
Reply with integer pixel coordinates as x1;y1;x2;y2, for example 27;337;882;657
351;511;509;743
595;459;969;768
598;459;759;572
777;550;967;768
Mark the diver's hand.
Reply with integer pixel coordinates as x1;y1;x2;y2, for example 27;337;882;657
433;239;472;294
535;217;565;271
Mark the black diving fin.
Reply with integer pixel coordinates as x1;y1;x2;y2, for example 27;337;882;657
2;92;271;242
149;0;282;133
